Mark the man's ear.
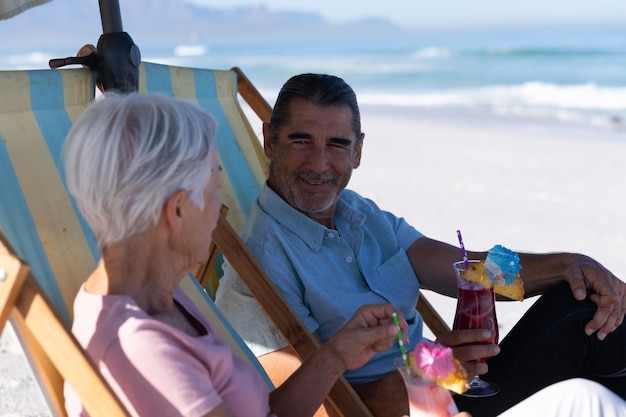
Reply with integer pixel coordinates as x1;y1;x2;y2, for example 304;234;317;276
262;122;274;160
353;132;365;169
163;189;188;234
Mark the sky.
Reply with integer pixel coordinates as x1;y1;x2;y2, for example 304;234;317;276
189;0;626;30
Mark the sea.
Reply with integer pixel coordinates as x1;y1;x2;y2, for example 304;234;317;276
2;24;626;133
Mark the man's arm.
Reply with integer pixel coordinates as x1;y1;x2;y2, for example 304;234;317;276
258;345;341;417
518;252;625;339
406;237;625;340
268;304;400;417
259;331;323;387
405;237;486;297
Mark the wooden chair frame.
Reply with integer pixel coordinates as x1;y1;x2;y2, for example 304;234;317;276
195;67;453;417
0;232;130;417
211;207;370;417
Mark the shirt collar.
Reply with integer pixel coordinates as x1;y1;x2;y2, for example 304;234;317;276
258;183;364;251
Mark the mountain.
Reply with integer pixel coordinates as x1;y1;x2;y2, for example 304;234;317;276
1;0;409;47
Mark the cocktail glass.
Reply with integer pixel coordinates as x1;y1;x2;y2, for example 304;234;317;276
394;358;459;417
452;260;500;397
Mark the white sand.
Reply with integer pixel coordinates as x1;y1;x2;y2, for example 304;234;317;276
2;105;625;415
351;105;626;339
0;325;50;417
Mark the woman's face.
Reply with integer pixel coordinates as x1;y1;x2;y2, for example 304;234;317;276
182;151;222;268
202;151;223;236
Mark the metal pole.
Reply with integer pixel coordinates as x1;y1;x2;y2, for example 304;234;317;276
99;0;123;33
49;0;140;93
95;0;141;92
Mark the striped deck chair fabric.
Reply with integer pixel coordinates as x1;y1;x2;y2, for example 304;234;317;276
138;62;269;234
137;62;270;295
139;63;375;417
0;65;273;407
0;230;131;417
0;68;96;324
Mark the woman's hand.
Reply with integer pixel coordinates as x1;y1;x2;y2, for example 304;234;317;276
326;304;407;372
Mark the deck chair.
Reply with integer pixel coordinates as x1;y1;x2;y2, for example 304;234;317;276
0;65;271;416
0;63;366;417
151;63;450;414
137;62;450;415
136;62;369;417
0;62;449;417
0;231;130;417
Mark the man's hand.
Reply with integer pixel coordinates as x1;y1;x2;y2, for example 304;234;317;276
564;260;626;340
436;329;500;376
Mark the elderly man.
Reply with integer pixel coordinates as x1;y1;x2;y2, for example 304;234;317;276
215;73;626;417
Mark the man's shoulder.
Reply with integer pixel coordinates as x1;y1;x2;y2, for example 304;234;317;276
242;199;279;240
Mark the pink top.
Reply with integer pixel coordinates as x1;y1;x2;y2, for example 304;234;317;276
64;285;276;417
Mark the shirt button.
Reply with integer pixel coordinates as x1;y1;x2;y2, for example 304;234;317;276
328;232;335;238
346;256;353;263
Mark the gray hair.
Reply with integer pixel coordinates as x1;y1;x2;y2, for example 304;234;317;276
269;73;362;145
64;93;218;251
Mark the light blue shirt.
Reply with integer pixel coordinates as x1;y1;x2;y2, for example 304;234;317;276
216;184;425;383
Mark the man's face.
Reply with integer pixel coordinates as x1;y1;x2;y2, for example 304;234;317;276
264;99;363;224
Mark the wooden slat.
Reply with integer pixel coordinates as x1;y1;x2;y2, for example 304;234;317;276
11;315;66;417
0;232;130;417
416;292;451;338
0;252;28;331
194;206;230;296
17;279;129;417
232;66;273;123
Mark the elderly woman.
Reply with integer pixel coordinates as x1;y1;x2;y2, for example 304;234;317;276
61;92;408;417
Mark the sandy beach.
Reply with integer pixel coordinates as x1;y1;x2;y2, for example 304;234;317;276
1;105;625;416
351;105;626;340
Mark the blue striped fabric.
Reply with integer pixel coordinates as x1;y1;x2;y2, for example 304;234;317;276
140;62;265;230
0;68;96;322
191;67;261;219
27;70;99;261
0;64;272;388
0;134;67;317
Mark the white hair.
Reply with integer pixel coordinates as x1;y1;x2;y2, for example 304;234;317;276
64;93;217;251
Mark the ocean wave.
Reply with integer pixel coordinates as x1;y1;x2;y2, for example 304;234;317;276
173;45;208;57
227;54;435;76
356;82;626;129
0;51;53;70
359;82;626;108
481;46;623;58
504;82;626;110
412;47;452;60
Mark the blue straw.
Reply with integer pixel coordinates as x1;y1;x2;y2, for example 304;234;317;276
392;312;409;367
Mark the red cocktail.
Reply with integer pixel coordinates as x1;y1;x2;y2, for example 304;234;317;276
452;260;500;396
453;286;499;349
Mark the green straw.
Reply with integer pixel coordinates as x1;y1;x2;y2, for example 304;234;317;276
392;312;409;367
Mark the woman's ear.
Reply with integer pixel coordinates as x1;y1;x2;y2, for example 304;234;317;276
163;189;188;234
